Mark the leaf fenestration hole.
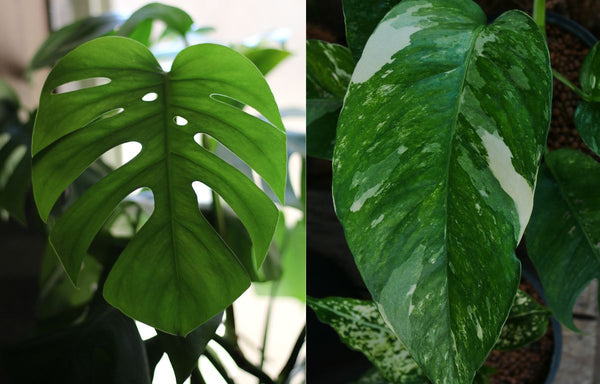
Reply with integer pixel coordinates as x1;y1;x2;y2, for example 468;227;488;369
83;108;124;128
192;181;212;205
52;77;111;94
174;116;188;126
141;92;158;102
210;93;276;128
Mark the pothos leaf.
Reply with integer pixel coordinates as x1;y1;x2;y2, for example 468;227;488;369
575;41;600;156
526;149;600;331
494;290;550;350
342;0;400;61
32;37;286;336
307;296;428;383
306;40;354;159
332;1;551;382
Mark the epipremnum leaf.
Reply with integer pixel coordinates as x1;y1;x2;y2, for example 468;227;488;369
32;36;286;336
526;149;600;331
307;296;428;383
575;41;600;156
332;1;551;383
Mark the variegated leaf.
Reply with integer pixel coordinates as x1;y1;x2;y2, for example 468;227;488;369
575;41;600;156
307;296;427;384
494;290;550;350
307;40;355;159
526;149;600;331
332;1;551;383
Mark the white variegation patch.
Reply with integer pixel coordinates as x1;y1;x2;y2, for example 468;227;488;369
351;3;434;84
309;297;427;383
479;129;534;240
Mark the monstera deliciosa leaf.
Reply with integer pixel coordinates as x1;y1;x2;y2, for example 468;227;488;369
332;0;551;383
32;36;286;336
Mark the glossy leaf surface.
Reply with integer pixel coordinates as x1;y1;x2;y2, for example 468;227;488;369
526;149;600;331
575;42;600;156
308;296;427;383
332;1;551;382
306;40;354;159
32;37;286;335
116;3;193;42
494;290;549;350
342;0;399;61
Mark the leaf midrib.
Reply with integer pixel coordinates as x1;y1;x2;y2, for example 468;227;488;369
441;23;485;376
162;73;183;326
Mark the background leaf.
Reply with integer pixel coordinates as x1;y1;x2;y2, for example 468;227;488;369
29;14;124;70
575;41;600;156
526;149;600;331
157;312;223;384
116;3;193;43
342;0;399;61
306;40;354;159
307;296;428;383
494;290;550;350
32;37;286;335
332;1;551;382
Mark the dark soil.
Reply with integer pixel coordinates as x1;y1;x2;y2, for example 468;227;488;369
484;279;554;384
545;23;597;158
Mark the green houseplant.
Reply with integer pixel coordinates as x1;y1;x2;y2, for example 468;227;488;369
307;0;600;383
0;3;305;383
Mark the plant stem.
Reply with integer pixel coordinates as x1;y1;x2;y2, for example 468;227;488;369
204;346;236;384
191;367;206;384
225;305;238;346
532;0;546;38
553;70;590;100
260;281;279;370
213;334;276;384
277;326;306;384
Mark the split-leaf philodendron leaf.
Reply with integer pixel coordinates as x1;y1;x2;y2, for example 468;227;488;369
526;149;600;331
575;41;600;156
32;36;286;336
332;1;552;382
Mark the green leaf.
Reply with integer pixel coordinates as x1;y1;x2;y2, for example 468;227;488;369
308;296;428;383
30;14;124;70
307;40;354;99
332;1;551;383
526;149;600;331
32;37;286;336
342;0;400;61
306;40;354;159
157;312;223;384
350;368;397;384
236;46;291;76
117;3;193;43
574;41;600;155
4;300;151;384
494;290;550;350
0;111;33;225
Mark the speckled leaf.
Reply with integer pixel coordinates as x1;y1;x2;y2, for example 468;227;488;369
32;37;286;336
332;1;551;383
306;40;354;159
494;290;550;350
575;42;600;156
342;0;400;61
526;149;600;331
308;296;428;383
